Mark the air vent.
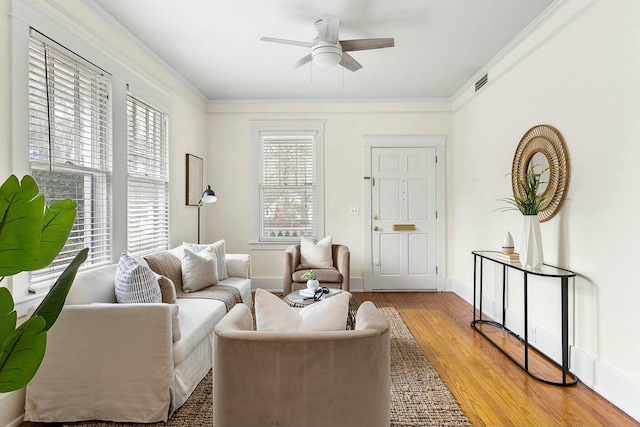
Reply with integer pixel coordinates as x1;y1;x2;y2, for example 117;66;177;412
475;73;488;92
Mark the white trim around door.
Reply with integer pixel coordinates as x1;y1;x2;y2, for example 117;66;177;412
362;136;446;292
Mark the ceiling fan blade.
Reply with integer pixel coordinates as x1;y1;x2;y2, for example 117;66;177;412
318;14;340;43
341;38;395;52
260;37;313;48
291;54;312;69
339;52;362;72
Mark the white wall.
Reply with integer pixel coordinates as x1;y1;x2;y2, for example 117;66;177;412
451;0;640;420
1;1;208;425
205;102;452;290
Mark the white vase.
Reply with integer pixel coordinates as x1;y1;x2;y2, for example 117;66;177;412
502;231;515;254
521;215;543;269
306;279;319;291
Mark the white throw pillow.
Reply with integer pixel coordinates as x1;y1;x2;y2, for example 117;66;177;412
181;247;218;292
300;235;333;269
114;253;162;304
254;288;349;332
184;239;228;280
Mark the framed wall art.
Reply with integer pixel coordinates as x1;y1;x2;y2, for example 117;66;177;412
186;153;203;206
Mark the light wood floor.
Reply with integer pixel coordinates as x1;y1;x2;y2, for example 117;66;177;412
360;291;638;427
21;291;638;427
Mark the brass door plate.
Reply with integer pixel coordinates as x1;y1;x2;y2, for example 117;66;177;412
393;224;416;231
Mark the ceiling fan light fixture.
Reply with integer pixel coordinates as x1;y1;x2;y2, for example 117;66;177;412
312;41;342;68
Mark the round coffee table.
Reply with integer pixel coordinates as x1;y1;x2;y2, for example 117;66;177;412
283;289;357;330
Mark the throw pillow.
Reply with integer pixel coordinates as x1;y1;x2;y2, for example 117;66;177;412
184;239;229;280
181;247;218;292
144;251;184;292
157;274;177;304
115;253;162;304
300;235;333;269
254;288;349;332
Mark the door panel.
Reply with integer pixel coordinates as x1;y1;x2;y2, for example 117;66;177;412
372;147;437;290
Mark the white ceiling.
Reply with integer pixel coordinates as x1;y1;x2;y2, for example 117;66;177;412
91;0;556;101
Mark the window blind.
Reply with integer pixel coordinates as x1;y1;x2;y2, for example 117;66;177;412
126;95;169;255
28;33;113;286
259;134;317;241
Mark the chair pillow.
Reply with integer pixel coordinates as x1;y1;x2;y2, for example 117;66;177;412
300;235;333;269
184;239;228;280
115;253;162;304
254;288;349;332
182;247;218;292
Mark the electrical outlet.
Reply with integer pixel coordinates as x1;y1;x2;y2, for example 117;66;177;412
349;206;359;216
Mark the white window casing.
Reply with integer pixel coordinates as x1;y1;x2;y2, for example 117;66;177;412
126;95;169;256
251;121;325;249
27;30;113;287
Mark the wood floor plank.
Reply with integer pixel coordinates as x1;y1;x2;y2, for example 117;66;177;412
358;291;639;427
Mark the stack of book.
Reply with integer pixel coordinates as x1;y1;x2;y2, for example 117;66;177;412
496;252;520;263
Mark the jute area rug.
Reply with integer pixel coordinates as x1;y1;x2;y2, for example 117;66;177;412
63;303;470;427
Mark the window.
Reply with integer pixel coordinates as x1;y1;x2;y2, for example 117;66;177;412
27;30;112;285
251;121;324;247
126;95;169;255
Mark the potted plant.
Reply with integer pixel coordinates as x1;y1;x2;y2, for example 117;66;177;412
0;175;88;392
499;164;548;269
499;163;548;215
301;270;319;291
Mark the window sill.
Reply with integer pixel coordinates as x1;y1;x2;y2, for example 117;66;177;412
14;292;47;318
249;241;297;250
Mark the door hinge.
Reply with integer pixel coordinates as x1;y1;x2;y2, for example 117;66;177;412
435;211;438;219
435;155;438;164
436;266;439;275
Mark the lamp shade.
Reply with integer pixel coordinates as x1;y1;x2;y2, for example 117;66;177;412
201;185;217;204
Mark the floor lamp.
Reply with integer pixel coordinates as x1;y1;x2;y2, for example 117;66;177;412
197;185;217;244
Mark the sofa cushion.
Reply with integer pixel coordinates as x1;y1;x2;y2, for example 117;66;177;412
65;264;118;305
144;251;184;292
115;253;162;304
293;267;342;283
173;298;226;365
300;235;333;269
182;247;218;292
184;239;228;280
254;288;349;332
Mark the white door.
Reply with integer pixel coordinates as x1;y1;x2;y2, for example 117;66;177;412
371;147;438;290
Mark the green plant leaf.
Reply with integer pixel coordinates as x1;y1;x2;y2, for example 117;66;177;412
0;288;17;350
32;247;88;331
28;199;77;271
0;175;45;276
0;315;46;392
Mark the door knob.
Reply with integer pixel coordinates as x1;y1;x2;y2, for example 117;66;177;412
373;226;379;231
373;215;379;220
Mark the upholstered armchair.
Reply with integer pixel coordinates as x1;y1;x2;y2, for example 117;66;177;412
283;244;350;295
213;302;390;427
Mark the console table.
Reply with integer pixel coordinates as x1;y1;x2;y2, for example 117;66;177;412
471;250;578;386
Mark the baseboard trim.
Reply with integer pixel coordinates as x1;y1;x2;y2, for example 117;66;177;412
451;277;640;423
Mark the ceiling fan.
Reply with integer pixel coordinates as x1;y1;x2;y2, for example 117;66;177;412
260;14;394;72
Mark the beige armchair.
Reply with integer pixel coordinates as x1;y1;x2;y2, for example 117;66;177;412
283;244;350;295
213;302;390;427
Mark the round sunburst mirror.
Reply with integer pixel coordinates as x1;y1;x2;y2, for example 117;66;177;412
512;125;570;222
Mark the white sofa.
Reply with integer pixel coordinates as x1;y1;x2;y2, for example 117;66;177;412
24;245;252;423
